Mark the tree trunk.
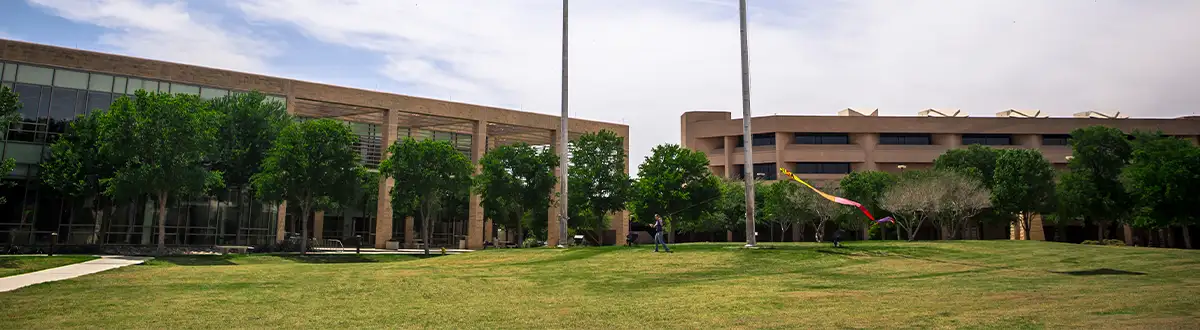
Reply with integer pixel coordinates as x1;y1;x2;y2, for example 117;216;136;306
815;221;826;243
423;215;432;255
516;219;524;248
1157;229;1166;248
1167;229;1175;248
1183;226;1193;249
1097;221;1107;240
156;191;169;256
300;205;311;255
1022;212;1032;241
862;227;869;241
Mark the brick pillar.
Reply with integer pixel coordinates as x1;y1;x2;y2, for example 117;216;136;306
1030;214;1045;241
275;201;287;242
313;211;324;239
723;136;736;178
547;130;561;247
485;220;494;243
467;120;488;250
775;132;788;179
403;216;415;248
374;108;399;248
1124;225;1134;245
859;133;879;171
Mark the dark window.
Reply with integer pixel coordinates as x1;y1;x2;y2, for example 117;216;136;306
752;163;777;180
734;136;743;148
752;133;775;146
1042;134;1070;146
795;133;850;144
962;134;1012;146
795;162;852;174
879;133;932;145
85;92;113;115
48;87;79;133
13;83;42;121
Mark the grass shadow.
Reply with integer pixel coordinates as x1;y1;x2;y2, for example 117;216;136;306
512;247;616;266
1050;268;1146;276
152;255;238;266
277;254;423;264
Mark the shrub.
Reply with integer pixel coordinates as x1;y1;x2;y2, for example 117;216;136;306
1102;239;1126;246
521;237;541;248
1081;240;1101;245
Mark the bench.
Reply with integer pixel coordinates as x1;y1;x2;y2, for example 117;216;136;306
573;234;585;246
215;245;254;254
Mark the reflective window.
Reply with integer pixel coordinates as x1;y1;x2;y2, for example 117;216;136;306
795;133;850;144
199;88;228;100
172;83;200;96
13;83;43;121
751;133;775;146
879;133;932;145
15;65;53;85
158;82;171;93
85;92;114;115
113;77;127;94
752;163;778;180
1;63;15;81
88;74;114;92
795;162;852;174
4;142;45;164
962;134;1012;146
53;69;89;90
140;80;158;93
126;78;144;93
48;87;80;133
1042;134;1070;146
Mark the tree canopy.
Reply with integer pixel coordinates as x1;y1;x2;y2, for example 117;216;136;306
567;130;630;244
628;144;721;242
40;111;122;243
1059;126;1133;239
476;143;558;244
99;91;224;255
992;148;1056;240
381;137;473;255
1122;132;1200;248
933;144;1000;188
0;85;21;201
253;118;361;254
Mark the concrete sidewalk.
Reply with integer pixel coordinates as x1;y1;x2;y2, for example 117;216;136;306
0;256;151;293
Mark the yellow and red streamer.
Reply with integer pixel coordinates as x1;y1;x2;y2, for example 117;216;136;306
778;167;880;222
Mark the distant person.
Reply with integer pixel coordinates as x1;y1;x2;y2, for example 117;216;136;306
654;214;671;253
832;229;844;248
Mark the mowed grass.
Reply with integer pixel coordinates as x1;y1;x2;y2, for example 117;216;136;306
0;255;98;278
2;241;1199;329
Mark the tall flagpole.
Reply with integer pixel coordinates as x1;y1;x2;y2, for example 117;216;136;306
739;0;757;247
558;0;570;247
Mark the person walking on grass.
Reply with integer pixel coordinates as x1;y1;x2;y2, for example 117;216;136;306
654;214;671;253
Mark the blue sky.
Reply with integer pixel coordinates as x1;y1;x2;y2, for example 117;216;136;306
3;0;1199;173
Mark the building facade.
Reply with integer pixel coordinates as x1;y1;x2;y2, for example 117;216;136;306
682;109;1200;241
0;39;629;250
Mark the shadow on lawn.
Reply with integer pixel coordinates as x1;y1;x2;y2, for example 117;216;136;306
153;254;426;266
1051;268;1146;276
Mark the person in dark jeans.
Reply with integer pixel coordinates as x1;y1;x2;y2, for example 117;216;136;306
832;229;844;248
654;214;671;253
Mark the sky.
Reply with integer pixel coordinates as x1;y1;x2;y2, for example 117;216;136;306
3;0;1199;174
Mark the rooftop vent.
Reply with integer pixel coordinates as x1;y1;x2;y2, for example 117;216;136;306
996;109;1048;118
1074;111;1129;119
838;108;878;117
918;109;968;117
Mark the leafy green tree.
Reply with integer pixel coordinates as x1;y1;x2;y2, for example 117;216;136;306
40;112;123;244
0;85;21;199
1122;132;1200;248
992;149;1056;240
208;92;290;239
476;143;558;245
840;171;898;240
761;180;807;241
381;137;473;255
568;130;630;244
933;144;1001;188
99;91;223;255
628;144;721;243
253;119;362;254
1060;126;1133;240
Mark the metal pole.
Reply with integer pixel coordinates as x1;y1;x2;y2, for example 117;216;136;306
739;0;757;248
558;0;570;248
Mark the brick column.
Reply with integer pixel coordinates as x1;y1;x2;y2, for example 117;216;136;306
275;201;287;242
375;109;399;248
1123;225;1134;245
774;132;788;179
609;131;631;245
547;130;561;247
403;216;415;248
467;120;488;250
313;211;324;239
723;136;736;178
485;220;494;243
859;133;879;171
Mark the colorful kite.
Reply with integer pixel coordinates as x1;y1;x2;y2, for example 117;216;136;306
778;167;877;222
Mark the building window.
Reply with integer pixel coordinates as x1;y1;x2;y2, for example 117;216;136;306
795;162;852;174
795;133;849;144
15;65;53;85
1042;134;1070;146
751;133;775;146
962;134;1012;146
752;163;777;180
879;133;932;145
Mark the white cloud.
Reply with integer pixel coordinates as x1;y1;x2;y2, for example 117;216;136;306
26;0;279;73
231;0;1200;173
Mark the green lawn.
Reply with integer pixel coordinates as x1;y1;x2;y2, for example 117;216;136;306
0;255;98;278
1;241;1198;329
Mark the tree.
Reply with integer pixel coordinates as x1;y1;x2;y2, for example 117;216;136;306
208;92;290;241
795;182;850;242
931;170;991;239
881;170;942;241
476;143;558;245
253;119;361;254
699;178;751;240
992;149;1056;240
98;91;223;255
1122;132;1200;248
933;144;1001;188
568;130;630;244
761;180;807;241
40;111;122;244
840;171;898;240
0;85;20;201
1060;126;1133;240
381;137;473;255
628;144;721;243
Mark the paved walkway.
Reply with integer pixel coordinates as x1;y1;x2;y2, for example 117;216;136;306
0;256;151;293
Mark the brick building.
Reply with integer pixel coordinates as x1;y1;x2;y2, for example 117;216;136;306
0;39;629;249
